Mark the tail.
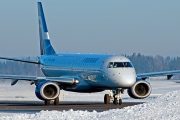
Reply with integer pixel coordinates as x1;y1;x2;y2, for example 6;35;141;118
37;2;56;55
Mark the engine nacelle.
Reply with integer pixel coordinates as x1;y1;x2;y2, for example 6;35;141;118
127;80;151;99
35;81;60;100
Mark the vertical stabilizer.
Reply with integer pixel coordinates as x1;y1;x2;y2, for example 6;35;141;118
37;2;55;55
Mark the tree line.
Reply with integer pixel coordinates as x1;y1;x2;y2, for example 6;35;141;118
0;60;43;76
126;53;180;74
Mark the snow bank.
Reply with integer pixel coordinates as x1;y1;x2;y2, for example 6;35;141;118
1;90;180;120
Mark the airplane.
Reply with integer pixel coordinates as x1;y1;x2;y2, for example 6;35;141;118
0;2;180;105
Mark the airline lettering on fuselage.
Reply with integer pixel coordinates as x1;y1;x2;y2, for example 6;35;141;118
82;58;99;63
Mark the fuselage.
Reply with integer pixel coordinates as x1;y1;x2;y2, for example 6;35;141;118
39;53;136;92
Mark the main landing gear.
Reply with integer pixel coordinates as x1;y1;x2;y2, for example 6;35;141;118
45;97;59;106
104;89;124;105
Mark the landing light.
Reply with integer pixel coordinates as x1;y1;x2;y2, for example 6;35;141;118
74;80;79;84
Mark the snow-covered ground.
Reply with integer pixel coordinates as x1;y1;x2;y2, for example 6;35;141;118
0;80;180;119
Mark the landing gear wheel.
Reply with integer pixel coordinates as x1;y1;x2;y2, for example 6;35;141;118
119;99;122;105
54;97;59;105
104;94;110;104
45;100;50;105
113;99;118;105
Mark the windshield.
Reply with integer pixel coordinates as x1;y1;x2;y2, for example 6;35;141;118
107;62;133;68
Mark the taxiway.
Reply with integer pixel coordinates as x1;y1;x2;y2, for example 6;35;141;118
0;101;142;112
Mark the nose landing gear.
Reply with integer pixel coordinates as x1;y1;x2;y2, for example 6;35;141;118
104;89;124;105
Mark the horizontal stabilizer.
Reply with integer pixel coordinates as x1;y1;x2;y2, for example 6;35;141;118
0;57;39;64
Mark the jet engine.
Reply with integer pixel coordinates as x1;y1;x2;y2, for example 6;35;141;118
127;80;151;99
35;81;60;100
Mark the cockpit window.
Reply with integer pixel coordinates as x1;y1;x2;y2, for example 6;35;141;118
107;62;133;68
107;62;114;68
114;62;124;68
123;62;133;67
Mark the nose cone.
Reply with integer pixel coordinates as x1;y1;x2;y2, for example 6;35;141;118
119;74;136;87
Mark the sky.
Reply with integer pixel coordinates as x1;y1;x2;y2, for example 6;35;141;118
0;0;180;57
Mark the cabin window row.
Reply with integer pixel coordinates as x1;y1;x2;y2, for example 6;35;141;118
44;61;96;68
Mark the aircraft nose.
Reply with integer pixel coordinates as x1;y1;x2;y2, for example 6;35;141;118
119;74;136;87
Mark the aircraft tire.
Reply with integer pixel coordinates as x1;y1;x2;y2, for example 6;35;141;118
119;99;122;105
113;99;118;105
45;100;50;105
54;97;59;105
104;94;110;104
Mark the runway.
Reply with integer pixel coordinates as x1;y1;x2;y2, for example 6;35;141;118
0;100;143;113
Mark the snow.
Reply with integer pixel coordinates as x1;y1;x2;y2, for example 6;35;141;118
0;80;180;119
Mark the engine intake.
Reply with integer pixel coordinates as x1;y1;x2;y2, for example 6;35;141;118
127;80;151;99
35;81;60;100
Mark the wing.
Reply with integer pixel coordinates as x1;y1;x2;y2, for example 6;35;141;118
0;74;79;85
0;57;39;64
137;70;180;80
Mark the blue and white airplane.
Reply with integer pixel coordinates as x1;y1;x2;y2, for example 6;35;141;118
0;2;180;105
